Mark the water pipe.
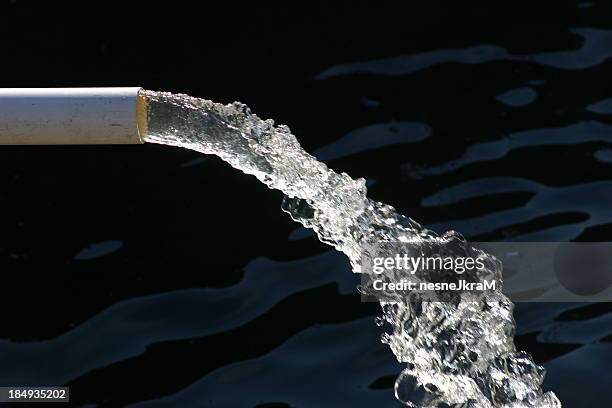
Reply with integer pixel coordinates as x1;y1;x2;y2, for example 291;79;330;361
0;88;146;144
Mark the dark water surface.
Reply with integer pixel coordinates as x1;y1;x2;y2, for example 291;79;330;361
0;2;611;407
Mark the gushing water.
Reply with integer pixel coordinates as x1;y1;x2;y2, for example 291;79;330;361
140;90;560;408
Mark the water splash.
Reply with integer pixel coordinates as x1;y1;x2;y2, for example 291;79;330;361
140;90;560;408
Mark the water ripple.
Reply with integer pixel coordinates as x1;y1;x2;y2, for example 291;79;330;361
316;28;612;79
0;252;355;386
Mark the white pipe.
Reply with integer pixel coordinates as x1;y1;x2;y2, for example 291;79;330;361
0;87;145;144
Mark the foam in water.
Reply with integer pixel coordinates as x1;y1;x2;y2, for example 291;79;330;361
140;90;561;408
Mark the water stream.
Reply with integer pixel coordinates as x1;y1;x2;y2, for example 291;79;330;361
140;90;560;408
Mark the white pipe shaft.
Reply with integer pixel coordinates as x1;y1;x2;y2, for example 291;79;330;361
0;87;145;144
